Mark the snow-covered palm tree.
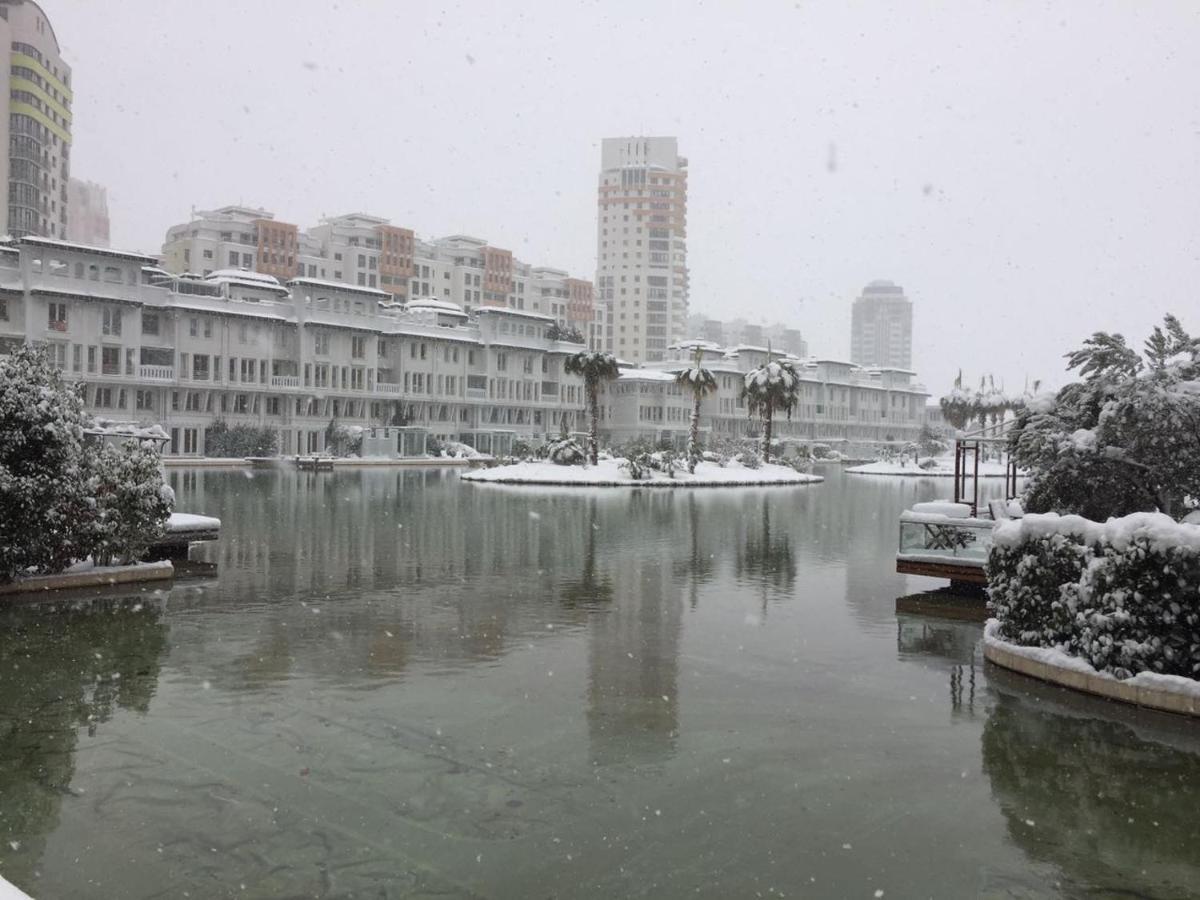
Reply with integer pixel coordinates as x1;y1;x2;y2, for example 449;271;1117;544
674;347;718;473
564;351;620;465
741;355;801;464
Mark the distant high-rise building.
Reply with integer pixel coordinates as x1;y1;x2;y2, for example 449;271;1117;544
596;137;688;363
66;179;109;247
1;0;72;238
850;280;912;369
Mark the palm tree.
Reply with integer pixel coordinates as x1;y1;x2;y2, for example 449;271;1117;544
563;351;620;465
741;353;801;464
674;347;718;473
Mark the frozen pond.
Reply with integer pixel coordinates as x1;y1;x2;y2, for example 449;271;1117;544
1;466;1197;898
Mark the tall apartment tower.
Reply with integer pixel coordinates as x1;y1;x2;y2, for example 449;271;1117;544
1;0;71;238
66;178;110;247
850;280;913;369
595;137;688;363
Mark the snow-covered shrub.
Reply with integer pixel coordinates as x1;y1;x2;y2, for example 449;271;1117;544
918;458;940;470
510;439;535;461
0;344;98;579
203;419;277;457
546;436;585;466
988;524;1094;648
1073;526;1200;678
325;419;363;457
90;440;174;566
439;440;481;459
988;513;1200;678
738;451;762;470
619;453;651;480
647;450;679;477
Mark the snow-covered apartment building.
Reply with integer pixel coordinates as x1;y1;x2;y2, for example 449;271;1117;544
161;207;608;353
0;236;929;457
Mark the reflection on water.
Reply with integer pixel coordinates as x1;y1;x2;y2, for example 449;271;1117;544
0;599;168;888
983;672;1200;900
0;467;1194;898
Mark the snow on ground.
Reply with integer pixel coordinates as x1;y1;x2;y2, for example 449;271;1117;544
984;619;1200;700
167;513;222;531
845;456;1015;477
460;458;823;487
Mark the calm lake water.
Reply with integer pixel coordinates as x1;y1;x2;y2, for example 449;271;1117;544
1;466;1198;899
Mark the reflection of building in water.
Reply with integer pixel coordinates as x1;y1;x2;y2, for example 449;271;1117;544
982;678;1200;898
0;600;168;888
165;468;603;686
895;614;981;716
732;497;797;613
586;550;684;767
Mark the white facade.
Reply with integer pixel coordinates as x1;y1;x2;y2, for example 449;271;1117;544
0;238;927;457
596;136;689;365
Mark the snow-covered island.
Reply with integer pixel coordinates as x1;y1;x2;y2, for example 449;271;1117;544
846;456;1015;477
461;458;823;487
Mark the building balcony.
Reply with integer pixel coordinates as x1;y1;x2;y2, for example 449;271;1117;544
376;382;403;395
138;365;174;382
270;375;301;389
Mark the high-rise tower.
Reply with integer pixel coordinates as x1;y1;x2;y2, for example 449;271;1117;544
595;137;688;363
2;0;71;238
850;280;912;369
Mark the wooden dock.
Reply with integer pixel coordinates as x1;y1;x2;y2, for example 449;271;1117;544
295;456;336;471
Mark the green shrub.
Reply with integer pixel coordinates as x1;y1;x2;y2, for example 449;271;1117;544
204;419;277;457
988;513;1200;678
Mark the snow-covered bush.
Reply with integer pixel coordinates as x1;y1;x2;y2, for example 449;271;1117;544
546;436;585;466
203;419;277;457
325;420;363;457
647;450;679;477
510;439;535;461
738;451;762;470
439;440;481;459
988;512;1200;678
0;344;98;579
619;453;651;480
987;520;1093;648
90;440;174;566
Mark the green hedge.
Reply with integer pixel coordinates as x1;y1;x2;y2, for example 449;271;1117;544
987;513;1200;678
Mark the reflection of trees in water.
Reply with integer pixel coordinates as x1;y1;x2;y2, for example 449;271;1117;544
559;498;613;610
982;686;1200;899
0;599;168;889
734;499;797;612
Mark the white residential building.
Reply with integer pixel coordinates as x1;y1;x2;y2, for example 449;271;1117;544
596;137;689;364
0;238;928;457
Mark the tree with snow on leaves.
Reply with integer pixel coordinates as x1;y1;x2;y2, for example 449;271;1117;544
564;351;620;465
674;347;718;473
741;352;801;465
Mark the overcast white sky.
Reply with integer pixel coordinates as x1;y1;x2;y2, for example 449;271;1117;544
53;0;1200;395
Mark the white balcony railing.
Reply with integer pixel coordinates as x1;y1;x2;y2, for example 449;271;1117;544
377;382;403;395
270;375;301;388
138;365;174;382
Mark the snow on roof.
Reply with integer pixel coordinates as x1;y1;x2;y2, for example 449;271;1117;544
17;236;158;264
476;306;555;323
813;358;860;368
87;419;170;441
617;368;677;382
670;339;721;351
408;297;468;316
289;276;390;298
208;268;280;284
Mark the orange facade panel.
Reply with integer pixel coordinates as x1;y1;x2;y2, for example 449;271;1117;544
376;224;415;298
253;218;298;282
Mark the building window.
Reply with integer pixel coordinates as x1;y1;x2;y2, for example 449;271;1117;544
102;307;122;336
48;302;67;331
142;313;159;335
